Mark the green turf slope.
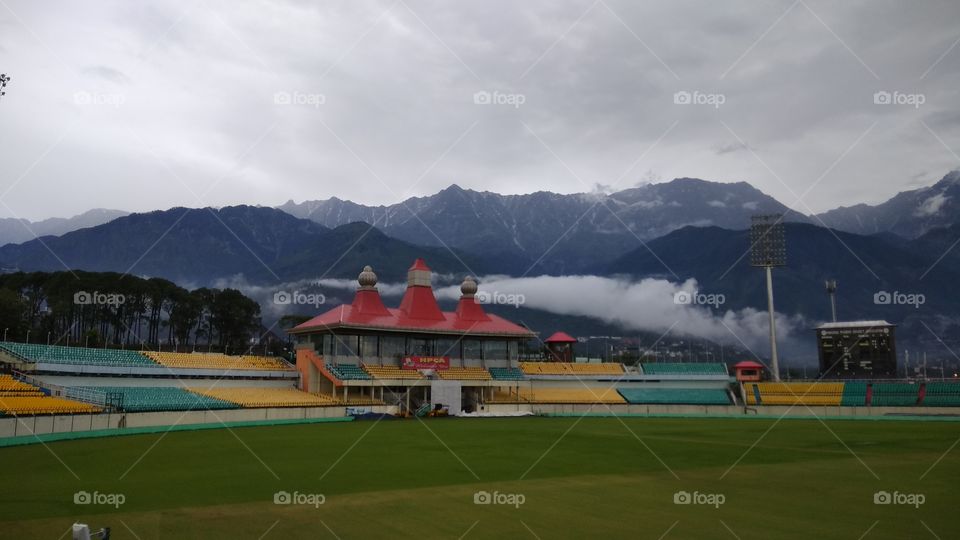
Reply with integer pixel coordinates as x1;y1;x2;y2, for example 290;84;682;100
0;417;957;539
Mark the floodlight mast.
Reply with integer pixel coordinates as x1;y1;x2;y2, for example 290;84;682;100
750;215;786;381
825;279;838;322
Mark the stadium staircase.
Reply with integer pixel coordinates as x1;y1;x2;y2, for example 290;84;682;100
415;403;432;417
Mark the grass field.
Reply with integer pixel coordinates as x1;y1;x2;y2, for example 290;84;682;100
1;416;958;539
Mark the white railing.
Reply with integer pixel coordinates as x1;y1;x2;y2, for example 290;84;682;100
12;370;110;408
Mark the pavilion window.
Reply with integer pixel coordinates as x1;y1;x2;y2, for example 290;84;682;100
435;338;460;359
360;335;379;360
482;340;508;361
507;341;518;361
462;340;482;361
334;334;359;357
408;337;434;356
323;334;335;357
380;336;405;361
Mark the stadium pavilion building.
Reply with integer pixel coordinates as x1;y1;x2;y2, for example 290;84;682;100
290;259;536;413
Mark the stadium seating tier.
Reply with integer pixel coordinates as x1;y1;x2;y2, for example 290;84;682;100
0;342;158;368
79;386;237;412
144;351;290;371
618;388;730;405
189;387;341;408
519;362;624;376
640;363;728;376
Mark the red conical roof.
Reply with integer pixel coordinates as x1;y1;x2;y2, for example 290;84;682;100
398;258;445;320
351;289;391;317
455;295;490;321
409;258;431;271
545;331;577;343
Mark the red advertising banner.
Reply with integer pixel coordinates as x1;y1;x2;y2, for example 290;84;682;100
401;356;450;370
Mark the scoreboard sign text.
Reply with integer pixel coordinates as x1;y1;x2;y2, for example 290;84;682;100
402;356;450;370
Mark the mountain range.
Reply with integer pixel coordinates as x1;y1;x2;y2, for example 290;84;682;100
0;172;958;349
278;178;808;275
0;206;481;285
0;208;128;247
815;171;960;238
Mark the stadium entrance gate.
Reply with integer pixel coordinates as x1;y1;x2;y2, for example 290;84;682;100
431;380;461;415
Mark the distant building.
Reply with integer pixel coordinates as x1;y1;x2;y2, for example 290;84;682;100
544;331;577;362
815;321;896;378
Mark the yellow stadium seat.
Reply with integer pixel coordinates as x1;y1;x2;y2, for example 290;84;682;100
362;366;424;380
0;395;101;415
437;367;492;380
187;387;340;408
748;382;843;406
489;387;625;404
519;362;624;376
143;352;292;371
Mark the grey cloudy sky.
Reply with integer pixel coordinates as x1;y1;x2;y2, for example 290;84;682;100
1;0;959;221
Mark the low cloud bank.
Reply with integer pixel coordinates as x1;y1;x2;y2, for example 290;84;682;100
219;274;811;361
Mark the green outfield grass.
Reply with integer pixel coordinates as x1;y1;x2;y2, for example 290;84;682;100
1;416;958;539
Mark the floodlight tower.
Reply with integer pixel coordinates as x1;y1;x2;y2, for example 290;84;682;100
750;215;786;381
825;279;838;322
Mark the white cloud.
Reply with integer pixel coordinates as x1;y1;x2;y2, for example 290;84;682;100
0;1;958;221
914;193;949;217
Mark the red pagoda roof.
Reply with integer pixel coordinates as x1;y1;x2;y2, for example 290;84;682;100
409;257;431;271
733;360;764;369
290;259;534;338
544;331;577;343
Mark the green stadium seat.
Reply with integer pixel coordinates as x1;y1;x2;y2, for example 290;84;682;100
841;382;868;406
78;386;237;412
489;367;525;381
922;382;960;407
327;363;371;380
639;363;728;376
870;382;919;407
0;342;159;368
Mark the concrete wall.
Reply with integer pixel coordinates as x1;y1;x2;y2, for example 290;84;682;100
525;403;960;416
5;403;959;441
0;403;418;439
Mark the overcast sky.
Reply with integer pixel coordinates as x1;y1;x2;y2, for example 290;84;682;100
1;0;959;221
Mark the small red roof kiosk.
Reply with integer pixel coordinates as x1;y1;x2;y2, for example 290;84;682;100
734;360;764;382
544;331;577;362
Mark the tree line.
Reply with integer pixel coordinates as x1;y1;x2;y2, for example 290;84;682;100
0;271;264;353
